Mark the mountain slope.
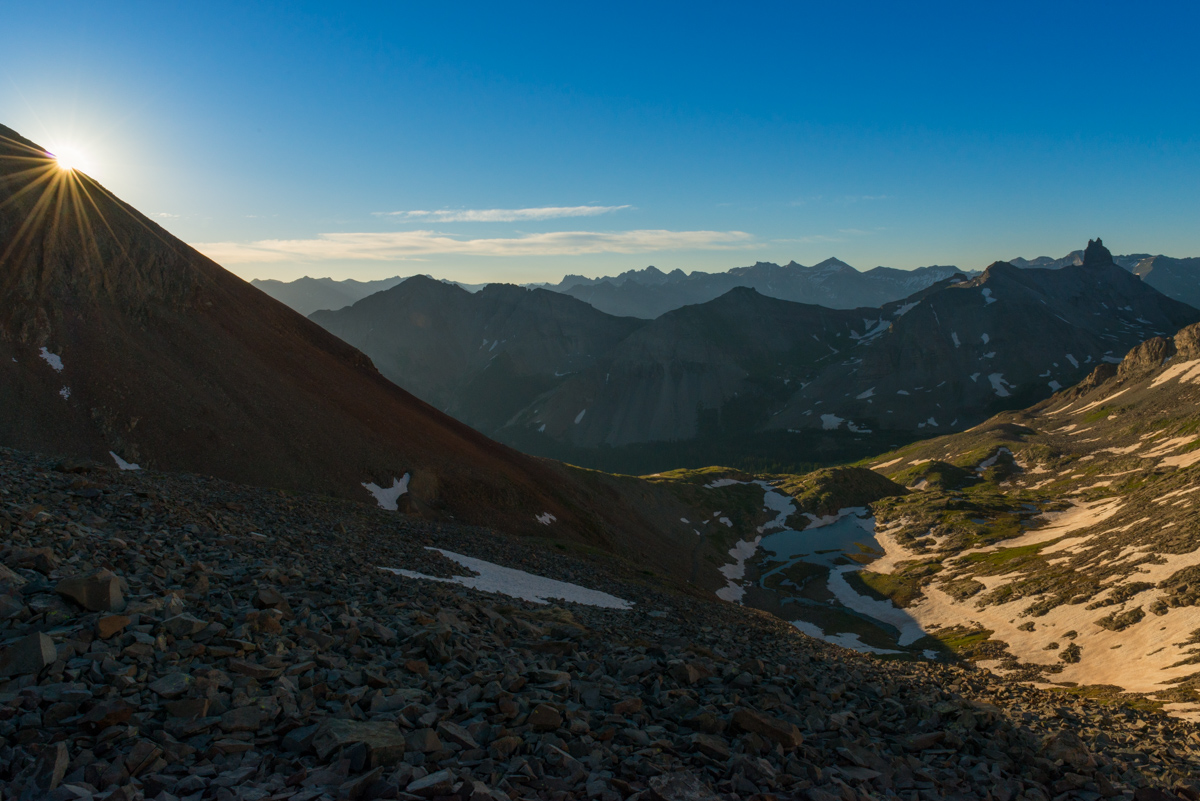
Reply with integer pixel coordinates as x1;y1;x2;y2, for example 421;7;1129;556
849;321;1200;707
509;287;893;448
1132;255;1200;310
310;277;646;432
0;123;695;546
556;259;962;318
771;240;1200;436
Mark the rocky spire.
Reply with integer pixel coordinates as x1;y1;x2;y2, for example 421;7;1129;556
1083;237;1114;267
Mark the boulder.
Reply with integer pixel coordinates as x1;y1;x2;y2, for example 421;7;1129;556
730;707;804;749
0;631;57;677
55;569;125;612
648;772;721;801
97;614;131;639
313;719;406;767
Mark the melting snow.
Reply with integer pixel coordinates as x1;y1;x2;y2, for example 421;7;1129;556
39;347;64;372
705;478;743;489
790;619;901;655
715;537;763;602
384;548;633;609
896;389;909;396
109;452;140;471
892;301;919;317
976;447;1012;472
755;482;797;533
1065;353;1079;368
951;332;961;347
58;387;71;400
574;409;587;424
719;517;733;527
1048;380;1062;391
855;388;875;399
981;288;996;304
820;413;844;430
536;512;557;525
988;373;1012;397
827;564;927;646
362;474;411;511
981;333;990;344
969;372;981;382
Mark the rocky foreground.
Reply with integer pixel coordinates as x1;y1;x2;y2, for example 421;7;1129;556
1;447;1198;801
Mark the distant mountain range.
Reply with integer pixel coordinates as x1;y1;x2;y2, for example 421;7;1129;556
311;239;1200;473
251;275;486;316
257;248;1199;320
542;260;963;318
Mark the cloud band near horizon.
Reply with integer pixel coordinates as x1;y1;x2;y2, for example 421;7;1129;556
192;229;755;264
371;204;632;222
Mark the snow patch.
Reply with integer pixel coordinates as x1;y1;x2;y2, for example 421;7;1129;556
384;548;633;609
976;447;1012;472
109;452;140;471
536;512;557;525
715;537;763;603
981;288;996;304
574;408;587;424
1065;353;1079;368
790;619;900;655
951;332;961;348
820;413;844;430
988;373;1012;397
855;387;875;399
1048;380;1062;391
981;333;990;344
705;478;743;489
362;474;411;511
59;386;71;400
39;347;64;372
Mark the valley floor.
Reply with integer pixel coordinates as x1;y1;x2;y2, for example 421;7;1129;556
1;447;1198;800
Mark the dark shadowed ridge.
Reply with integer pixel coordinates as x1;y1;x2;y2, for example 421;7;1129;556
0;123;691;548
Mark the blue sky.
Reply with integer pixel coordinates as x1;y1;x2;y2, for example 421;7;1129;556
3;2;1198;283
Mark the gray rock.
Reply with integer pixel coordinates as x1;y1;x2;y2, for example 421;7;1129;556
0;631;57;677
55;569;125;612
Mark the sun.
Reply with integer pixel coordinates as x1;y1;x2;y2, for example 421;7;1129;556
49;145;88;173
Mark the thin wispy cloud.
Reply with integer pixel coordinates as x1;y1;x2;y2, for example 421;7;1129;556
372;205;631;223
772;234;845;244
193;228;754;264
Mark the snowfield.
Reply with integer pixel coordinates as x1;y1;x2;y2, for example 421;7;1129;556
384;548;633;610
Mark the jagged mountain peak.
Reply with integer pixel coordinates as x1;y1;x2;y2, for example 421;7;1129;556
1083;236;1115;267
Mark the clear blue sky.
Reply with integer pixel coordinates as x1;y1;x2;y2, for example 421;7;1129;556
3;2;1198;283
